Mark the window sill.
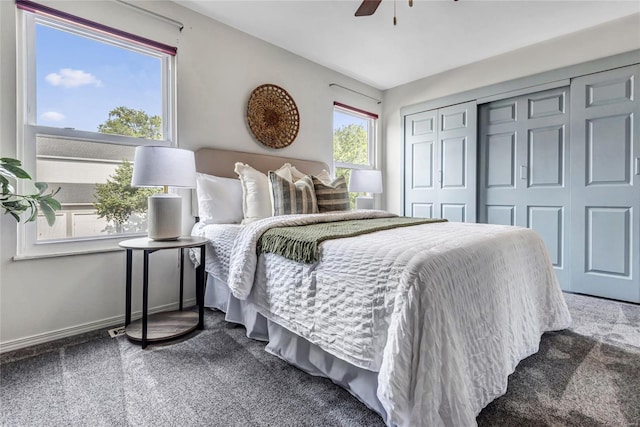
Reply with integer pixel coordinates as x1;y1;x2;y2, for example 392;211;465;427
14;232;147;260
13;245;125;261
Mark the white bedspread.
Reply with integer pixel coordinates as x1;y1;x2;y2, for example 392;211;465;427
190;222;241;283
226;211;572;426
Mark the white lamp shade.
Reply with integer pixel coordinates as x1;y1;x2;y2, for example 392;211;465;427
348;169;383;194
131;146;196;188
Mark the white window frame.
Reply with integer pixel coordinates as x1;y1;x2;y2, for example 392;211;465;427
333;104;377;172
15;11;176;259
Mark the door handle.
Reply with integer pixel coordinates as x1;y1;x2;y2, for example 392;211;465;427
519;165;527;180
635;157;640;175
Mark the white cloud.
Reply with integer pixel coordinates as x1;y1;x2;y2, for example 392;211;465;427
40;111;66;122
45;68;102;88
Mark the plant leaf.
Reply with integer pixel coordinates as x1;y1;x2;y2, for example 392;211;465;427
25;199;37;222
1;179;13;194
39;200;56;225
0;163;31;180
34;182;48;194
43;196;62;210
0;158;22;165
0;158;60;226
3;200;26;210
0;165;17;180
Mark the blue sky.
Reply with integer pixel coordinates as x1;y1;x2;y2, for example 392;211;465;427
333;110;367;132
36;23;162;133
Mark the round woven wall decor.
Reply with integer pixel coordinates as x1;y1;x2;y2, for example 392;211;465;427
247;84;300;149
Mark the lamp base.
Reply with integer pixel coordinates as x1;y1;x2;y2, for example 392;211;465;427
355;196;374;210
148;193;182;240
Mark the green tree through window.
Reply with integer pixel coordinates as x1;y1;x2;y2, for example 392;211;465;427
98;106;162;140
333;108;374;208
333;123;368;166
93;160;159;234
333;124;367;207
92;106;163;234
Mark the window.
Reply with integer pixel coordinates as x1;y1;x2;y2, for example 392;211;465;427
17;3;176;257
333;102;378;208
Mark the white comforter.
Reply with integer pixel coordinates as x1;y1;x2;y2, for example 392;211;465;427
190;222;241;283
226;210;572;427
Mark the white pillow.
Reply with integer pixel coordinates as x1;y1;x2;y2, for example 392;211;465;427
288;163;332;185
314;169;332;185
234;162;292;224
195;173;244;224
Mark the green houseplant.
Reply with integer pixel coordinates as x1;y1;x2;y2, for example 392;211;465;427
0;157;61;225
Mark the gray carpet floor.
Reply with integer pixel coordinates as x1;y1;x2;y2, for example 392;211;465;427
1;292;638;427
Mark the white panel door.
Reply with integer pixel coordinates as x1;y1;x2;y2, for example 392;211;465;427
437;102;477;222
404;102;477;222
404;110;437;218
570;64;640;303
479;87;571;289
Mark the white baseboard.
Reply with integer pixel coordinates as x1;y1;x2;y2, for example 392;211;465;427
0;298;197;354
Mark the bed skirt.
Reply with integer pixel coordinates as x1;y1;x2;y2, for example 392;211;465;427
204;273;388;423
205;274;269;341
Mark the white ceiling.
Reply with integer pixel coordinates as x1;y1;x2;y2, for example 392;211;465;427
176;1;640;90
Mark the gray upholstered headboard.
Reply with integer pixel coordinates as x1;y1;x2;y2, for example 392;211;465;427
195;148;330;177
192;148;331;217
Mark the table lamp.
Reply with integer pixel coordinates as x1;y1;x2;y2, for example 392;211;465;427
131;146;196;240
348;169;383;210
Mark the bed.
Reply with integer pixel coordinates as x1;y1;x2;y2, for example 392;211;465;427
190;148;572;427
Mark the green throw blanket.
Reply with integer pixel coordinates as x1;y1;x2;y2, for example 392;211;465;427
257;217;447;264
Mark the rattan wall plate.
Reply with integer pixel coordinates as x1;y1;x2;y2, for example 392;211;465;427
247;84;300;149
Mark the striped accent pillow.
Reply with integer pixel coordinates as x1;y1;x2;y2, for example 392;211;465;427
313;176;350;212
269;172;318;215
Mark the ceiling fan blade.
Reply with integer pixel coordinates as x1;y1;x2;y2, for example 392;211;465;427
355;0;382;17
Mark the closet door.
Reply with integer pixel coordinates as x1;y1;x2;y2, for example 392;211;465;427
479;97;519;226
437;102;477;222
404;102;477;221
404;110;438;218
479;86;571;289
570;65;640;303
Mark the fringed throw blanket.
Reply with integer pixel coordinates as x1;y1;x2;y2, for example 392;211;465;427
257;217;447;263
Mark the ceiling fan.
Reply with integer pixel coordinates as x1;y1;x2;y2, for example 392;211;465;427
355;0;457;25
